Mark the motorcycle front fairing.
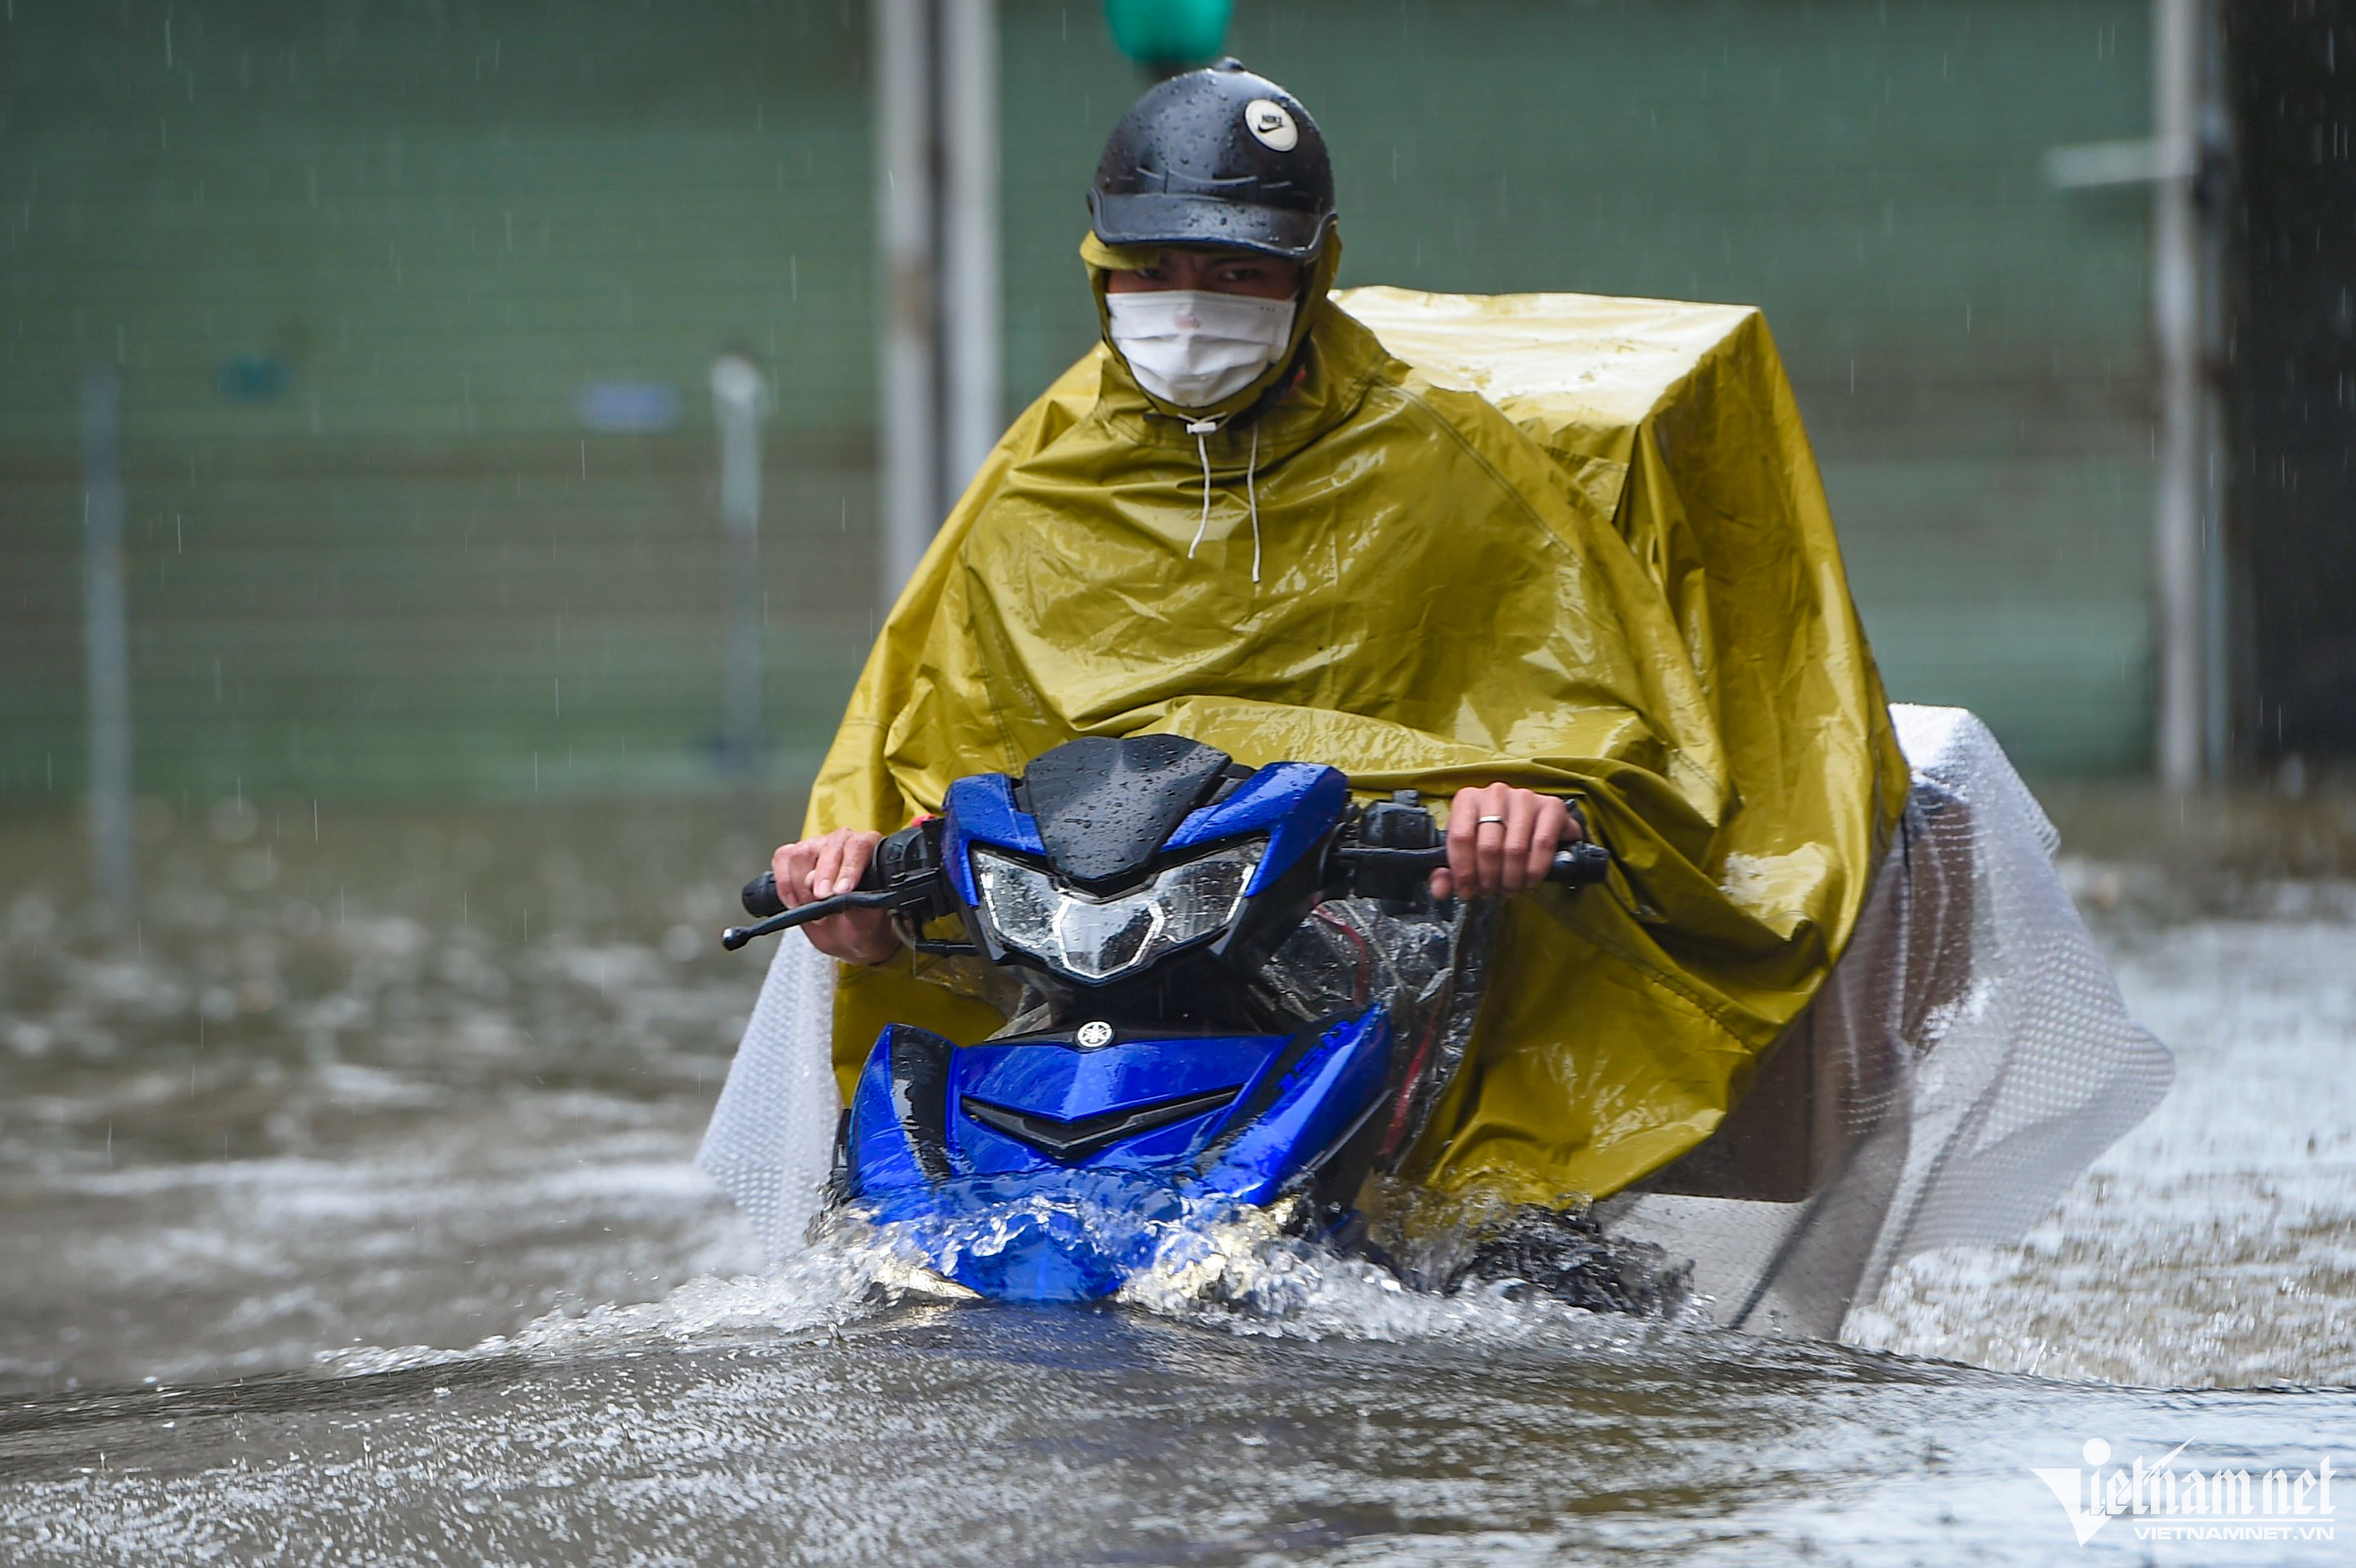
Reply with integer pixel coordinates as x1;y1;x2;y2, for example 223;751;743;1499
836;737;1397;1301
842;1010;1393;1299
937;744;1350;1000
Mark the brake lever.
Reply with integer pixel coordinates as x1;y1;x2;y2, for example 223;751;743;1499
719;887;920;952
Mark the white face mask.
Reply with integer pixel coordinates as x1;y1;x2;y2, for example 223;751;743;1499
1104;289;1298;409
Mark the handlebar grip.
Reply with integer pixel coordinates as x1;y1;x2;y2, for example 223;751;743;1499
1545;842;1614;886
1333;839;1613;894
741;872;785;918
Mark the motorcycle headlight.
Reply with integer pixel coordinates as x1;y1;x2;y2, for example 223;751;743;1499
972;839;1266;981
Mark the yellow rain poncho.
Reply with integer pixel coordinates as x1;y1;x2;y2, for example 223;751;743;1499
805;251;1909;1208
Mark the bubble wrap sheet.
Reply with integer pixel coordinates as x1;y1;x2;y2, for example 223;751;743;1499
696;928;839;1259
1871;703;2175;1271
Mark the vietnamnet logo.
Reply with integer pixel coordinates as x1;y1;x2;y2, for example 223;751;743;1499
2034;1438;2338;1546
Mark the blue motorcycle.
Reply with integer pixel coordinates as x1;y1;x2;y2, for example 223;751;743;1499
723;735;1610;1302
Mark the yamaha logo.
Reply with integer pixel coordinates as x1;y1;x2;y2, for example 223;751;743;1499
1075;1021;1115;1048
1243;99;1299;153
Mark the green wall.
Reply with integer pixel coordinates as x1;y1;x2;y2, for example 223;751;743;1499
1;0;2157;810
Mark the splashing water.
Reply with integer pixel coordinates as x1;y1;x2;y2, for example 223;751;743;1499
318;1178;1713;1387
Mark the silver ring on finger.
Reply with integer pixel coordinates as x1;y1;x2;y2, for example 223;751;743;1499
1476;815;1507;826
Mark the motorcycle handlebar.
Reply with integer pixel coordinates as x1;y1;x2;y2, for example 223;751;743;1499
1548;842;1614;884
1333;840;1612;887
723;838;1612;952
744;838;1610;915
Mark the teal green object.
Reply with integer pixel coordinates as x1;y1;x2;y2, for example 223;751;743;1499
1102;0;1232;67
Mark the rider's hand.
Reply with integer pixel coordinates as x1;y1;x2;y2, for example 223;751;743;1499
773;829;904;965
1432;784;1580;901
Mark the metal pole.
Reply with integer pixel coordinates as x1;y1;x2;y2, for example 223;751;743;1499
80;365;133;911
941;0;1002;500
2194;0;2232;780
2153;0;2205;789
713;351;767;788
875;0;940;612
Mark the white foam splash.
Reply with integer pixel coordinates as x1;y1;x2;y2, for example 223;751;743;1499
317;1183;1706;1380
315;1221;954;1377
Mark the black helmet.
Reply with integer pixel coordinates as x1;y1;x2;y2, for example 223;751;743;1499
1088;59;1335;262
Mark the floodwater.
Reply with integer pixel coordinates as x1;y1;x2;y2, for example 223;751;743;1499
2;797;2354;1565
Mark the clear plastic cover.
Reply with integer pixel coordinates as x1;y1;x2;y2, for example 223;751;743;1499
1250;894;1498;1171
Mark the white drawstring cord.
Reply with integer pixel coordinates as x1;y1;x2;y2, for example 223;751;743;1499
1186;417;1218;561
1182;416;1262;585
1246;425;1262;584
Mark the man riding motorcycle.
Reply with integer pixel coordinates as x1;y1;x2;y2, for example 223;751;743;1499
760;59;1908;1217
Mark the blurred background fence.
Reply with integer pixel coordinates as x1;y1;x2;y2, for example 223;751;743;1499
2;0;2346;815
